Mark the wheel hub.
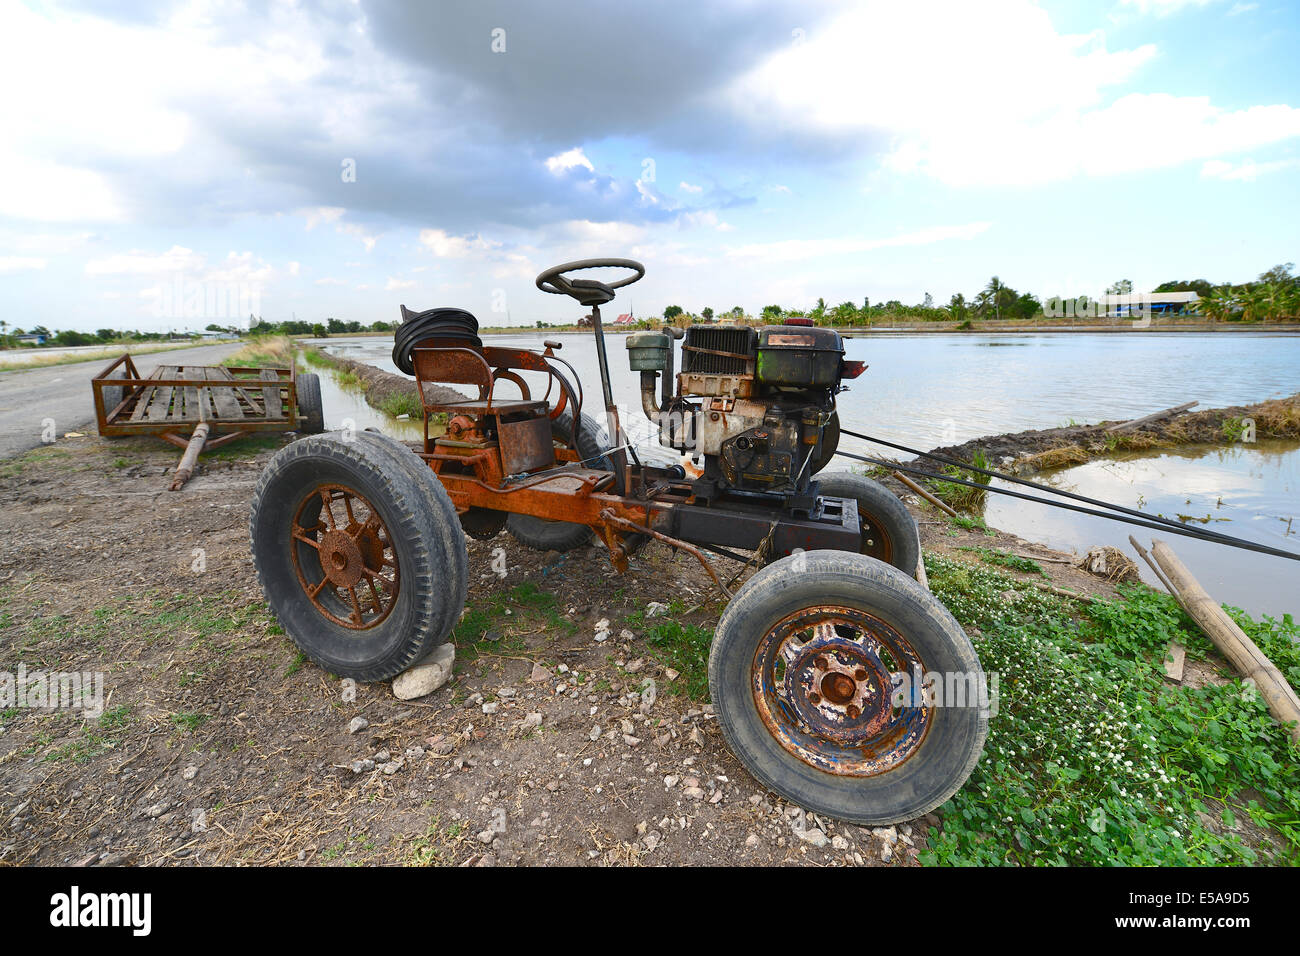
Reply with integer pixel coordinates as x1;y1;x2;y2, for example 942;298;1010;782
752;606;931;776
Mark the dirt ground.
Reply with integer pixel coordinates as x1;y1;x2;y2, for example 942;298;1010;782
0;431;1133;868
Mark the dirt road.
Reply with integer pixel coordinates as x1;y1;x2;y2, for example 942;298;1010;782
0;343;241;460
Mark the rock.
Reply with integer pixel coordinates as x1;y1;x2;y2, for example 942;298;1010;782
498;687;517;699
881;842;894;863
589;724;602;741
642;831;662;852
620;718;635;735
831;835;849;850
664;774;680;788
619;629;635;642
664;668;680;682
528;663;551;683
482;702;499;715
181;766;198;781
682;787;706;800
871;825;898;844
797;827;829;848
351;758;375;774
745;834;760;848
639;679;657;714
646;602;669;618
594;617;611;643
380;759;405;775
143;801;169;819
519;712;543;731
622;734;642;746
347;717;369;734
404;746;425;759
391;643;456;700
688;727;705;747
625;659;645;673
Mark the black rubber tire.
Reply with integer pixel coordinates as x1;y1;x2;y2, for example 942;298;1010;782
296;372;325;434
709;550;988;825
808;410;839;474
816;470;920;578
506;411;611;552
350;430;468;641
249;432;465;681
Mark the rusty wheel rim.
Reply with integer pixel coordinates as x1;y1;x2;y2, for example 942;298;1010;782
751;605;931;777
859;515;894;564
289;483;400;630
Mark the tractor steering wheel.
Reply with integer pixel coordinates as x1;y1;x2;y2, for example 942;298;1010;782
535;258;645;307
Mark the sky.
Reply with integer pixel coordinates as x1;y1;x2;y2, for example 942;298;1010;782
0;0;1297;332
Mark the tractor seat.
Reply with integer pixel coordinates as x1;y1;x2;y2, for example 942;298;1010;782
425;398;548;418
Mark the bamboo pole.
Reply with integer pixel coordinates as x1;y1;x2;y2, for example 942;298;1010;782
1105;401;1197;433
1149;539;1300;746
892;470;959;518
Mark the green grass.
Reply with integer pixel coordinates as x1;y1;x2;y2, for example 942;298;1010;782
957;545;1046;576
624;599;714;701
451;581;575;663
929;448;992;513
378;390;424;419
921;551;1300;865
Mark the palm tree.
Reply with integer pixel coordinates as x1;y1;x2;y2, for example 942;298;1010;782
949;292;968;322
982;276;1010;320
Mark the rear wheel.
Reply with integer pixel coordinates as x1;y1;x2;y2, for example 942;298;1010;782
296;372;325;433
816;470;920;578
506;411;610;552
249;433;466;680
709;550;987;825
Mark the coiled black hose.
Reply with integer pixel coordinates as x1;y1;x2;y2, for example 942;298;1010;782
392;305;481;376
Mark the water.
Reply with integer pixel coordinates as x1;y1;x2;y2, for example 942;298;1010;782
308;330;1300;616
987;441;1299;618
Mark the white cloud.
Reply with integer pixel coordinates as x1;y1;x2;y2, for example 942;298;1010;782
727;222;992;262
315;277;346;286
299;207;346;231
1120;0;1219;14
0;257;47;274
678;181;703;193
385;277;417;290
1227;2;1258;13
1201;157;1300;181
85;245;205;275
729;1;1300;186
419;228;499;258
287;261;301;276
544;147;595;175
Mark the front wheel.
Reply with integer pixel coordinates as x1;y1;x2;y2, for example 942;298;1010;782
709;550;987;825
249;432;466;680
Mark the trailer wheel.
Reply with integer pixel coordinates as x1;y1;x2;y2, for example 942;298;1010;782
709;550;987;825
815;471;920;578
506;411;609;552
249;432;466;681
296;372;325;434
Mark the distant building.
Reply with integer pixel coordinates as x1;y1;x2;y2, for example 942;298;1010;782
14;333;46;345
612;312;636;325
1103;291;1199;317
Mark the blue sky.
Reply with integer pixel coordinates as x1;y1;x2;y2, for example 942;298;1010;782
0;0;1297;332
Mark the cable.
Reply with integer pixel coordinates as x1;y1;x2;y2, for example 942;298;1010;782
830;446;1300;562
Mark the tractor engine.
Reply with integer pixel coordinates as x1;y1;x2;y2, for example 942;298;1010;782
627;321;864;506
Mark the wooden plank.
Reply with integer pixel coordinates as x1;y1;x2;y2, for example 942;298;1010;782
1163;640;1187;683
129;384;158;421
146;367;180;422
260;369;283;419
181;367;201;423
205;367;244;420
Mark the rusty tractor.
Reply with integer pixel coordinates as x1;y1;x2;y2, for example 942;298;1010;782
249;259;988;824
